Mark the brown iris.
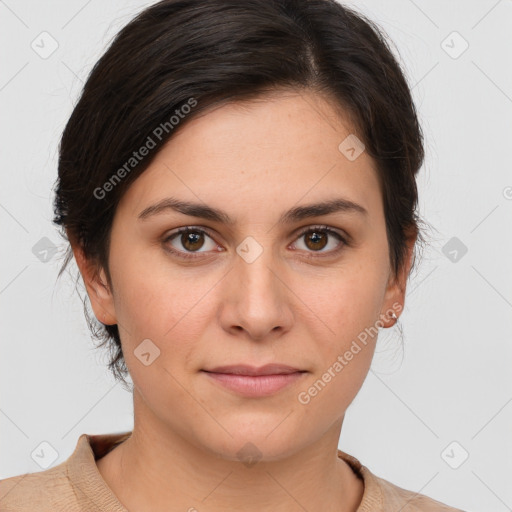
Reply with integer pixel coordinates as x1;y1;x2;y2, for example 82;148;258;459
304;230;328;251
181;230;205;251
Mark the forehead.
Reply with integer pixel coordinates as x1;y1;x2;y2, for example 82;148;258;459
117;90;382;222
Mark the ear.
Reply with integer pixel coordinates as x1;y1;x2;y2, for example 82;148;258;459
380;226;417;327
71;241;117;326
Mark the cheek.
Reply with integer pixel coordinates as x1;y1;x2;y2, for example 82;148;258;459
296;284;380;420
110;250;220;365
296;259;387;409
110;246;168;328
112;259;216;418
311;260;387;347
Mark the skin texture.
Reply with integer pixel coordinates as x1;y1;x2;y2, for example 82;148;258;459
73;89;415;512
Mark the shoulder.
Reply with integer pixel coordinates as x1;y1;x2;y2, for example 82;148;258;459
363;466;466;511
0;462;75;511
337;449;466;512
377;475;465;511
0;432;131;512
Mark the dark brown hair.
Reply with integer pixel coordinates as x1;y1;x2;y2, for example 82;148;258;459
53;0;427;389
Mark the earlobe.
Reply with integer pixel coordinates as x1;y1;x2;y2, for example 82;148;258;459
380;290;402;328
71;243;117;326
379;261;407;328
380;228;417;328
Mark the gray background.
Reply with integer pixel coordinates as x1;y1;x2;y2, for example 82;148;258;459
1;1;511;510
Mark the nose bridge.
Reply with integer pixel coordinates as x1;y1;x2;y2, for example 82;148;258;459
236;236;282;305
220;235;293;339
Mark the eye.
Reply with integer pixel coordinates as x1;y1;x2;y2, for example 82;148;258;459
163;224;348;261
291;225;347;256
163;227;220;260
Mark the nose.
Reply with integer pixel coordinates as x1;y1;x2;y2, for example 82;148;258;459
218;248;294;342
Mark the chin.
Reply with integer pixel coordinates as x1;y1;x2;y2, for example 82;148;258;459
196;415;306;464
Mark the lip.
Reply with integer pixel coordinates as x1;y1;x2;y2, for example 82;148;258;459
201;364;307;397
205;364;303;376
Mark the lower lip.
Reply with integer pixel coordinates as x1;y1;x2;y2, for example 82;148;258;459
202;371;305;397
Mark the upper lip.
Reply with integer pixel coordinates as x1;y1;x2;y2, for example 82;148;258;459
203;364;305;376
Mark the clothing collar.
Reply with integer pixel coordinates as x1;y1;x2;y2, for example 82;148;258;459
67;431;382;511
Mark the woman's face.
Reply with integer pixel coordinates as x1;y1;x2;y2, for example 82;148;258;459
81;89;410;461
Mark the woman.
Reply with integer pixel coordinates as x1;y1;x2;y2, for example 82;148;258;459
0;0;465;510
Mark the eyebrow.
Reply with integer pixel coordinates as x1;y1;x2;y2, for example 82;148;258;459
137;197;368;224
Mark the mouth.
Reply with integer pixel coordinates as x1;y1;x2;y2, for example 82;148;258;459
201;364;307;397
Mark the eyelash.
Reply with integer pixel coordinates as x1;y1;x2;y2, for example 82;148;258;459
162;225;348;261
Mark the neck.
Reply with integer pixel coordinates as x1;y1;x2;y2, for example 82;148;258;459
96;390;364;512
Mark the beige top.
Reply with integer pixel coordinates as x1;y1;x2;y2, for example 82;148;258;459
0;431;465;511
